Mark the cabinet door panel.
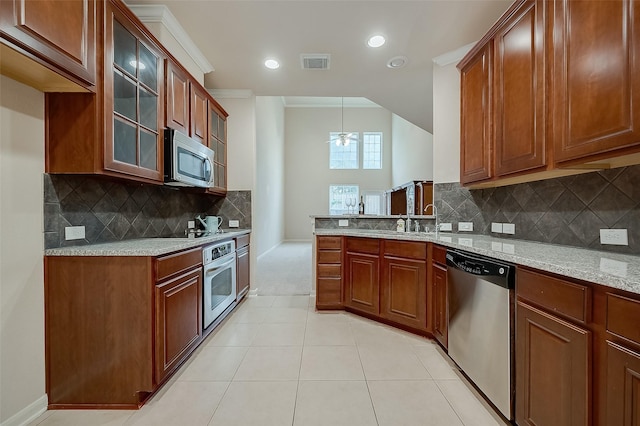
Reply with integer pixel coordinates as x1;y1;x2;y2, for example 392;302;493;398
494;0;546;176
381;257;426;329
155;269;202;383
606;341;640;426
236;246;250;300
166;61;189;133
553;0;640;163
345;253;379;315
432;264;448;348
516;301;591;426
460;44;493;184
190;85;208;144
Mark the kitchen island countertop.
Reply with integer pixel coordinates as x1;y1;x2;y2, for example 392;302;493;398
44;229;251;257
314;228;640;295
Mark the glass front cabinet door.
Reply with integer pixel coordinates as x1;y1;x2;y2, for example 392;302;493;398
104;1;165;182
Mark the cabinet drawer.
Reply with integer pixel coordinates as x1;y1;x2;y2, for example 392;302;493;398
346;237;380;255
317;250;341;264
156;247;202;282
317;236;342;249
317;278;342;305
517;269;591;324
607;293;640;345
432;245;447;266
236;234;250;249
318;264;341;277
384;240;427;260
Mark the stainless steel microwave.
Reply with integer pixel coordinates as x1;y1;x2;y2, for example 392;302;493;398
164;129;215;188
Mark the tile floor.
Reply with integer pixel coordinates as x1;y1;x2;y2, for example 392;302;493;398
29;295;509;426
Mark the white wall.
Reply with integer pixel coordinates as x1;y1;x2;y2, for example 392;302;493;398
254;97;285;258
284;107;392;240
0;76;47;424
217;97;256;191
433;61;462;184
391;113;433;187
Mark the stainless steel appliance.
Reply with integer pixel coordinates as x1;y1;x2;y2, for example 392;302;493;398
203;240;236;329
164;128;215;188
446;249;515;420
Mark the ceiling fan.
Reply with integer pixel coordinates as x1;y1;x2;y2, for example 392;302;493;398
328;97;358;147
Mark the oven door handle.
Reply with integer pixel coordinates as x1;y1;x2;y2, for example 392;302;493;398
204;256;236;275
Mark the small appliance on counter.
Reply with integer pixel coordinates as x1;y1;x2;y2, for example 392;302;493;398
164;128;215;188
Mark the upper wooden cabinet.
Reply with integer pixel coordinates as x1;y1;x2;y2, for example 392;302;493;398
493;0;546;177
551;0;640;167
459;0;640;187
190;83;209;145
165;60;189;133
0;0;96;90
209;100;228;195
46;0;166;184
460;43;493;185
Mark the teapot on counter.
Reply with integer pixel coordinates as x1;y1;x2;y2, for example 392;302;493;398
196;215;223;235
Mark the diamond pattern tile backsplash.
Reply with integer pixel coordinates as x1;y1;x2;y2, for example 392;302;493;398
44;174;251;249
435;165;640;254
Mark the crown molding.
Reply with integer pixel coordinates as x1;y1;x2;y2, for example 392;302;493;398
432;42;476;67
128;4;214;74
209;89;255;99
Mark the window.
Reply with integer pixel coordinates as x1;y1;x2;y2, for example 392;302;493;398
329;132;358;169
329;185;359;215
363;132;382;169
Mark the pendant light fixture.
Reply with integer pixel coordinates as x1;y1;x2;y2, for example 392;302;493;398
328;97;358;146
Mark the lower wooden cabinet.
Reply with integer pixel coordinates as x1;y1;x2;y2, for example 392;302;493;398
316;236;343;309
515;301;591;426
605;341;640;426
432;263;448;348
344;251;380;315
155;268;202;383
236;245;250;300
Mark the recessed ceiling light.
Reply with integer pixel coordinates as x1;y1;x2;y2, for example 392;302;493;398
264;59;280;70
367;35;386;48
387;56;408;69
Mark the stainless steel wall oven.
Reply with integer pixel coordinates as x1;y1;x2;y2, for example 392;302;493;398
203;240;236;329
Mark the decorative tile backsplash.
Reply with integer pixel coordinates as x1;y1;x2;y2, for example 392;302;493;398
435;165;640;254
44;174;251;249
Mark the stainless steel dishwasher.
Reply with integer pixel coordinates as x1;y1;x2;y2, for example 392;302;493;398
446;249;515;420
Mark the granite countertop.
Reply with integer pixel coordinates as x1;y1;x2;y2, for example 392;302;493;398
44;229;251;257
314;229;640;295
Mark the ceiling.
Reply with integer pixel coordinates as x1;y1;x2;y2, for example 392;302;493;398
125;0;512;133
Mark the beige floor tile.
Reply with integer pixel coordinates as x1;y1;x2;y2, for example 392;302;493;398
125;381;228;426
350;321;412;347
414;345;460;379
241;295;277;308
306;310;351;324
209;381;297;426
437;379;507;426
304;321;355;345
293;381;378;426
251;323;306;346
368;380;464;426
206;323;260;347
358;344;431;380
31;410;132;426
233;346;302;381
227;306;269;324
299;346;365;380
177;346;248;381
271;295;310;308
262;307;309;323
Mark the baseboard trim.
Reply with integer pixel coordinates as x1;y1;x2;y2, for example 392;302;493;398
2;394;47;426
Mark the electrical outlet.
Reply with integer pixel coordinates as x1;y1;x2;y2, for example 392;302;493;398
338;219;349;227
458;222;474;232
439;223;452;231
600;229;628;245
187;220;195;228
229;220;240;228
503;223;516;235
65;226;85;240
491;223;503;233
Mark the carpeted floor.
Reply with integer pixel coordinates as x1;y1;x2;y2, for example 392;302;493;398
254;241;312;295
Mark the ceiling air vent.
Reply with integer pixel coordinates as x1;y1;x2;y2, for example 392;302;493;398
300;54;330;70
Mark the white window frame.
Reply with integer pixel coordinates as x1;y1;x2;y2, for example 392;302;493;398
362;132;383;169
329;184;359;215
329;132;359;169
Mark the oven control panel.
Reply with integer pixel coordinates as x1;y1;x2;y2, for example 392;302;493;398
203;240;236;264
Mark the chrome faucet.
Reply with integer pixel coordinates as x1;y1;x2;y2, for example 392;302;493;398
424;203;439;233
406;215;412;233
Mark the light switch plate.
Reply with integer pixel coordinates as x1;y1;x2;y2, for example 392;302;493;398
338;219;349;227
503;223;516;235
600;229;628;245
491;223;503;233
65;226;85;240
458;222;474;232
439;223;452;231
229;220;240;228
